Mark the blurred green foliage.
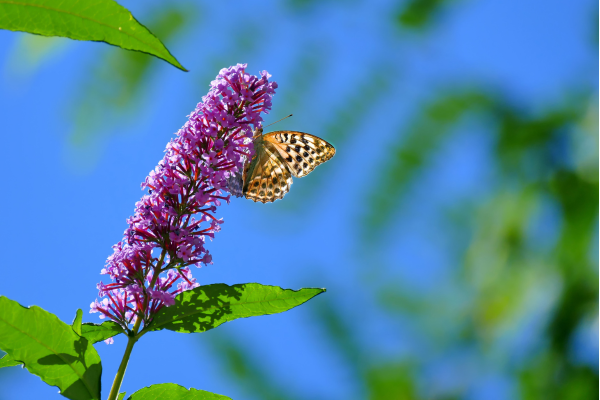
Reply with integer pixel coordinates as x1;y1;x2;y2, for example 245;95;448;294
365;89;491;232
395;0;453;29
207;1;597;397
205;85;598;398
362;87;597;398
69;3;198;146
207;332;295;400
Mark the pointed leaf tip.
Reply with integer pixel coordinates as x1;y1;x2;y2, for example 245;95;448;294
72;309;83;336
0;353;22;368
148;283;325;334
81;321;124;344
0;0;187;71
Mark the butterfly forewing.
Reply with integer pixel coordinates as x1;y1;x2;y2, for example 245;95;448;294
263;131;336;177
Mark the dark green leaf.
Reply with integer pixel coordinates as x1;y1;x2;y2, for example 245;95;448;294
72;309;83;336
396;0;446;29
0;353;21;368
147;283;325;334
0;0;186;71
81;321;124;344
127;383;230;400
0;296;102;400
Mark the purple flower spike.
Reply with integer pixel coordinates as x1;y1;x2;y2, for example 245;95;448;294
91;65;277;338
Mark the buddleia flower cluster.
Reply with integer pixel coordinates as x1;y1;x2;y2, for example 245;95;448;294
90;64;277;341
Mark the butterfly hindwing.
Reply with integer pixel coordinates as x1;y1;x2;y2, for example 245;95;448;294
263;131;336;177
243;140;293;203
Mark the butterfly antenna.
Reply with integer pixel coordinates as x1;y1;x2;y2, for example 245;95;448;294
265;114;293;128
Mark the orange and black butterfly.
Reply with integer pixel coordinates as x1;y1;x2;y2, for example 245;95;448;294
227;128;335;203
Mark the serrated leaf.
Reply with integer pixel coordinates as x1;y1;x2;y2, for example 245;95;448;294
81;321;124;344
0;353;22;368
0;296;102;400
127;383;231;400
72;309;83;336
0;0;186;71
147;283;325;334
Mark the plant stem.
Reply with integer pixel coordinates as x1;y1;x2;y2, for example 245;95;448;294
107;251;165;399
107;317;142;400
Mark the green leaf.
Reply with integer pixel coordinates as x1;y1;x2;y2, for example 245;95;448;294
127;383;231;400
0;352;22;368
117;393;126;400
0;296;102;400
0;0;186;71
81;321;125;344
72;309;83;336
148;283;326;333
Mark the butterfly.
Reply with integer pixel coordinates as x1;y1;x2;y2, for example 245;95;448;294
226;128;335;203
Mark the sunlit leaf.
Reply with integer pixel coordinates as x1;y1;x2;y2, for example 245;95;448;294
147;283;325;334
72;309;83;336
0;0;186;71
127;383;230;400
81;321;125;344
0;353;21;368
0;296;102;400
